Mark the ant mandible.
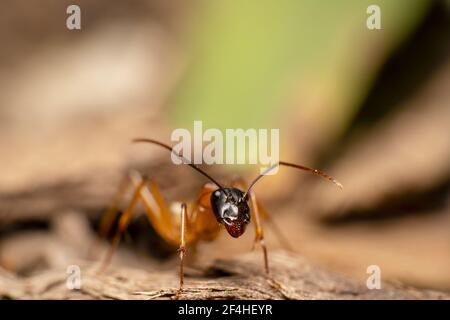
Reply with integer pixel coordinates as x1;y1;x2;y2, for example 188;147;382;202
98;138;342;296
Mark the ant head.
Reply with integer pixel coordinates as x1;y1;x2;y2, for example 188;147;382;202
210;188;250;238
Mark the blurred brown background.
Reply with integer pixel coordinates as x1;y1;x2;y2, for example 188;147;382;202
0;0;448;294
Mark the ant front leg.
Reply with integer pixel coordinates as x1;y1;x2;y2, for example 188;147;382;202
231;178;270;275
248;190;270;275
249;190;284;291
176;203;188;298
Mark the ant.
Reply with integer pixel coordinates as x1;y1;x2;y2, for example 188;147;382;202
97;138;342;297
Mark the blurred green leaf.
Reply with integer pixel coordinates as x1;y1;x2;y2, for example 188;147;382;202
169;0;430;134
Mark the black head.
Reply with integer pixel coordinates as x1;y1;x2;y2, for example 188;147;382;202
210;188;251;238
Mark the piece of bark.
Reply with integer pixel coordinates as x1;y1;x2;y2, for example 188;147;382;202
0;250;447;300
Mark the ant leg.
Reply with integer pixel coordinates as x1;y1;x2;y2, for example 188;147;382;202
136;182;220;297
97;175;131;239
230;177;293;252
176;203;188;298
100;178;147;271
139;179;175;239
99;175;216;296
248;190;270;275
88;175;130;258
91;170;144;258
102;170;178;245
229;178;271;274
249;191;286;292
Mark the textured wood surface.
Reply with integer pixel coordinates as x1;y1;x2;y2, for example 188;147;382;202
0;250;448;300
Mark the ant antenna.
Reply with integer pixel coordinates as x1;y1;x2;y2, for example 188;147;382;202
132;138;224;189
243;161;343;199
